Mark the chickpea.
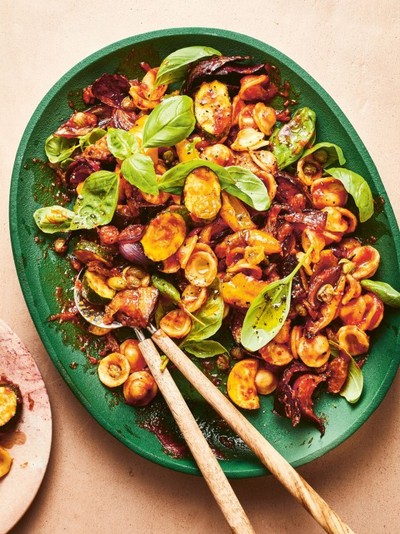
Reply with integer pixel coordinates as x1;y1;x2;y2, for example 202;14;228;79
123;371;158;407
119;339;147;372
255;369;278;395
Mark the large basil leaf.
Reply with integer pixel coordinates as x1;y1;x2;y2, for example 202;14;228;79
45;135;78;164
33;205;75;234
301;142;346;168
121;153;159;195
326;167;374;222
181;286;225;343
142;95;195;148
241;247;313;351
222;166;270;211
360;279;400;307
339;357;364;403
155;46;222;87
70;171;119;230
183;340;228;359
106;128;139;160
158;159;233;194
269;107;316;169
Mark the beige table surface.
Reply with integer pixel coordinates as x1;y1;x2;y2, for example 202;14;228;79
1;1;399;533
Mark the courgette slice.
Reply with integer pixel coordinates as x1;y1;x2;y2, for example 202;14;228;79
0;382;22;429
183;167;221;222
194;80;232;140
73;239;114;265
82;270;116;305
0;446;13;478
141;211;186;262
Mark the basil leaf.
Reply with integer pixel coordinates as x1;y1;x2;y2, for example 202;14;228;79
121;153;159;195
326;167;374;222
142;95;195;148
79;128;106;148
70;171;119;230
182;285;225;343
158;159;233;194
155;46;222;86
301;142;346;168
223;166;270;211
241;247;313;351
33;205;75;233
340;357;364;404
269;107;316;169
106;128;139;160
45;135;78;164
360;280;400;308
183;340;228;359
151;275;181;303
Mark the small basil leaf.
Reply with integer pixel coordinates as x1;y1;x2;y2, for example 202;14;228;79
241;277;293;351
121;153;159;195
106;128;139;160
241;247;313;351
182;284;225;343
360;280;400;308
45;135;78;164
142;95;195;148
339;357;364;404
326;167;374;222
269;107;316;169
183;340;228;359
155;46;222;86
301;142;346;168
223;166;270;211
33;205;75;233
70;171;119;230
158;159;233;194
79;128;107;149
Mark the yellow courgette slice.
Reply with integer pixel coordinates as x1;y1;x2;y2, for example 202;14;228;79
183;167;221;222
0;383;22;428
74;239;114;265
0;447;13;478
141;211;186;262
82;270;116;305
194;80;232;140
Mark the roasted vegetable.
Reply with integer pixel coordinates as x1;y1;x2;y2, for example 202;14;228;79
82;270;116;305
73;239;114;265
104;287;158;327
0;447;13;478
227;358;260;409
0;382;22;429
194;80;231;139
221;273;268;309
141;211;186;262
183;167;221;221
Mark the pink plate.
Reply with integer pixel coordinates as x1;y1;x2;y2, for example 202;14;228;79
0;319;52;533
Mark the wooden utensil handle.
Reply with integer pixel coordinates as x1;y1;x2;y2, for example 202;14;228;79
151;329;355;534
138;338;255;534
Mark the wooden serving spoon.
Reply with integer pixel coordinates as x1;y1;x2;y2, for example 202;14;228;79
74;281;355;534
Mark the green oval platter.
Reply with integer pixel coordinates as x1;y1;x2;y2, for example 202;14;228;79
9;28;400;478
